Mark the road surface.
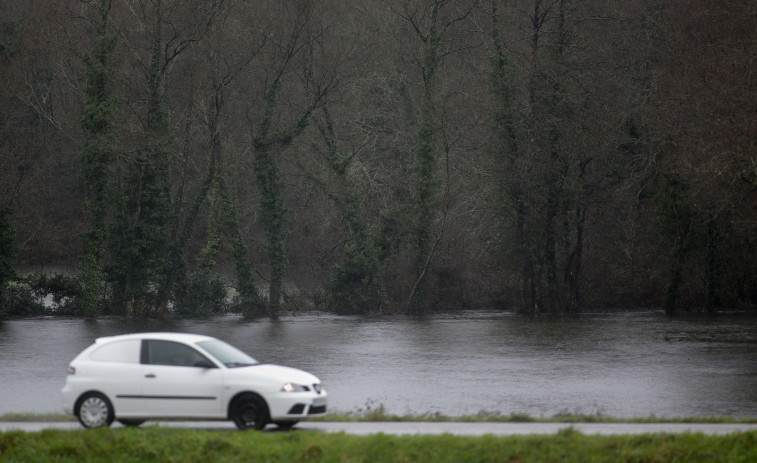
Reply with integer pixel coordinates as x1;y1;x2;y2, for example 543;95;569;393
2;421;757;435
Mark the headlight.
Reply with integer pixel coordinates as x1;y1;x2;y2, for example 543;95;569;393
281;382;309;393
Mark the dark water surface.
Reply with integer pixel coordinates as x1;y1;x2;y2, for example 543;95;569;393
1;311;756;418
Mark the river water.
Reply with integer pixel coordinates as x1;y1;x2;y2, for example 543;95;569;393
1;311;756;418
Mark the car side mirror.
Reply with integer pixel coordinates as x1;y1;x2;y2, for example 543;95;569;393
194;359;216;369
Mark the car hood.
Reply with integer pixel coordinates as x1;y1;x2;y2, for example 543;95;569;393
230;364;320;384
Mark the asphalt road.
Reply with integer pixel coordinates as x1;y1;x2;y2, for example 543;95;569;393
2;421;757;435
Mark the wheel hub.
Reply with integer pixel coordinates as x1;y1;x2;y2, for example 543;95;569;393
80;397;108;427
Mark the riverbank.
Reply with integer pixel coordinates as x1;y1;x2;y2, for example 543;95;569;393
1;426;755;462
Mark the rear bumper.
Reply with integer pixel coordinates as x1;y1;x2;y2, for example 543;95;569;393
60;383;76;416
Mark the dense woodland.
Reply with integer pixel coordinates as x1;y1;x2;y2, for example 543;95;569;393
0;0;755;318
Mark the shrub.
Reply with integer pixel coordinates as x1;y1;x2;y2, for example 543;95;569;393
1;280;46;317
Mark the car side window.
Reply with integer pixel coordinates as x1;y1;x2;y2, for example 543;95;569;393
141;340;215;368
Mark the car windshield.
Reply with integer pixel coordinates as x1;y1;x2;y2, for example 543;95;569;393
197;340;259;368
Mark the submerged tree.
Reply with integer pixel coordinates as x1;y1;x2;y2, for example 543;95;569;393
106;0;224;317
488;0;632;314
0;206;16;309
488;0;530;311
394;0;477;314
80;0;117;319
524;0;586;313
654;175;699;316
108;5;174;317
248;0;333;318
307;105;388;314
166;1;264;316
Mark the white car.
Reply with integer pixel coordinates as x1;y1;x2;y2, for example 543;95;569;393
61;332;327;430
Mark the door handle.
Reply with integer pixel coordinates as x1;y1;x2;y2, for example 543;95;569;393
145;373;156;378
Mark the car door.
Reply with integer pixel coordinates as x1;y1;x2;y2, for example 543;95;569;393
140;340;224;418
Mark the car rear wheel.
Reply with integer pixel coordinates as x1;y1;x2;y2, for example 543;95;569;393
231;394;269;430
76;392;114;429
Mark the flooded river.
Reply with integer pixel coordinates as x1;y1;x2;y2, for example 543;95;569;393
1;311;756;418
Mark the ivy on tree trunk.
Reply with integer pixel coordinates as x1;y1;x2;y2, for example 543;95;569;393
80;0;117;319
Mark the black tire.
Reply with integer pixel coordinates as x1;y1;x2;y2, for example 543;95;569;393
118;419;146;427
75;392;114;429
274;420;299;430
231;394;269;430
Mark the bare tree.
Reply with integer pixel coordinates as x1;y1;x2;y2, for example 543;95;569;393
245;0;335;317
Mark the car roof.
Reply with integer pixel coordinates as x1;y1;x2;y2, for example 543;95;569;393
94;332;217;345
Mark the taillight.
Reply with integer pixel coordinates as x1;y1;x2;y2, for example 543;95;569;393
67;366;76;375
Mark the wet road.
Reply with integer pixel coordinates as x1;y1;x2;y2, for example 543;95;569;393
2;421;757;435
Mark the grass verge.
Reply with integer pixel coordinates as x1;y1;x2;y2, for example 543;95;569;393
0;427;755;462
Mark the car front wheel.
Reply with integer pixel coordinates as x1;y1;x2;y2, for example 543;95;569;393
231;394;269;430
76;392;114;429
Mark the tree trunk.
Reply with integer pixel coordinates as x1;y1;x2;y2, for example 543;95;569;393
80;0;116;319
706;219;721;312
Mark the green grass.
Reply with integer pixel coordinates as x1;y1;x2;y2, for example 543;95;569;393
0;427;755;462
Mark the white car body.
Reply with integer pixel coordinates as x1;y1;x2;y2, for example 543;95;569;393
61;332;327;429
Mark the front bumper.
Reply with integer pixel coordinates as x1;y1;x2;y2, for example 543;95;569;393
266;390;328;420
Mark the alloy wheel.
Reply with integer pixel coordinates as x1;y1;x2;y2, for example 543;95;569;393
77;394;113;428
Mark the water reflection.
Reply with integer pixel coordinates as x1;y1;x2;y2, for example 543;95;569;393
0;312;755;418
